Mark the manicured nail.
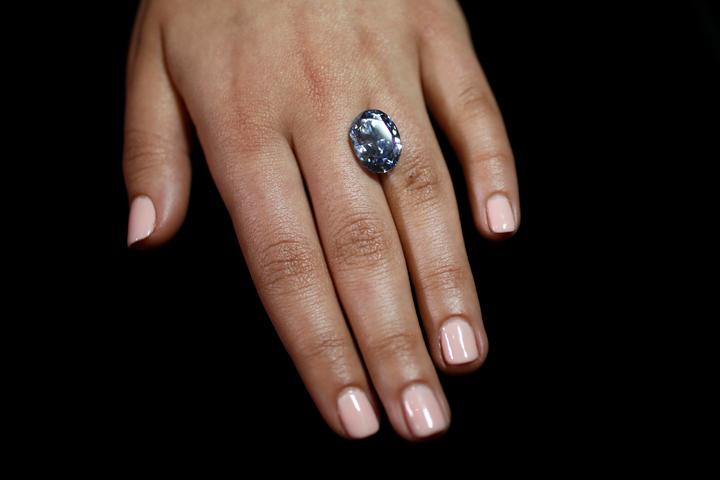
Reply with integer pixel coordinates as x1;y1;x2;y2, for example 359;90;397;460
402;384;447;438
127;195;156;247
440;318;479;365
486;193;516;233
337;388;379;439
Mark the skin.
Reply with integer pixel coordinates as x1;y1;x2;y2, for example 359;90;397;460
124;0;520;441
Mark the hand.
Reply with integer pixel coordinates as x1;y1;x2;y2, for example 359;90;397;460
124;0;520;440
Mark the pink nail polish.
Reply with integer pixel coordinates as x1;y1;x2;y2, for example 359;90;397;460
440;318;479;365
127;195;156;246
337;388;379;439
402;384;447;438
486;193;516;233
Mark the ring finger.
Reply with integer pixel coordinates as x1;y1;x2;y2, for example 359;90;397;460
292;97;451;440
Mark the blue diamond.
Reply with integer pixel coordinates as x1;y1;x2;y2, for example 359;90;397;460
349;109;402;173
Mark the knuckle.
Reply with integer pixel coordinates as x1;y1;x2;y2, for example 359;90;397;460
294;45;351;116
123;128;182;184
123;129;176;168
294;326;350;366
289;14;365;114
470;151;510;172
419;262;469;295
399;149;443;207
365;328;419;362
301;57;338;107
331;212;390;269
416;2;464;42
455;82;498;123
418;18;456;45
257;237;322;296
213;107;278;160
300;68;352;119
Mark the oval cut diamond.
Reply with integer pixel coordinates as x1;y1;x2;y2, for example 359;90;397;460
349;109;402;173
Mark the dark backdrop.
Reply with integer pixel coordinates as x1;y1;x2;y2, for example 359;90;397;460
42;0;718;465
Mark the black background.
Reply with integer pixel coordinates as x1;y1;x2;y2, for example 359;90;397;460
31;0;718;465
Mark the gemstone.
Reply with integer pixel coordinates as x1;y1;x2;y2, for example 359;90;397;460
349;109;403;174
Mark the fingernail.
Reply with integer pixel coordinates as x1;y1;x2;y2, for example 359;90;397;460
486;193;516;233
127;195;156;247
337;388;379;439
402;383;447;438
440;318;479;365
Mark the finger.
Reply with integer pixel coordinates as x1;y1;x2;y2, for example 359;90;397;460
193;114;379;439
123;11;191;248
292;100;451;441
375;88;488;373
419;12;520;239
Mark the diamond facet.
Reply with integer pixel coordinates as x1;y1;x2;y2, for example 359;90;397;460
349;109;402;174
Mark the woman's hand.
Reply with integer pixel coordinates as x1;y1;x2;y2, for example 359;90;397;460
124;0;519;440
